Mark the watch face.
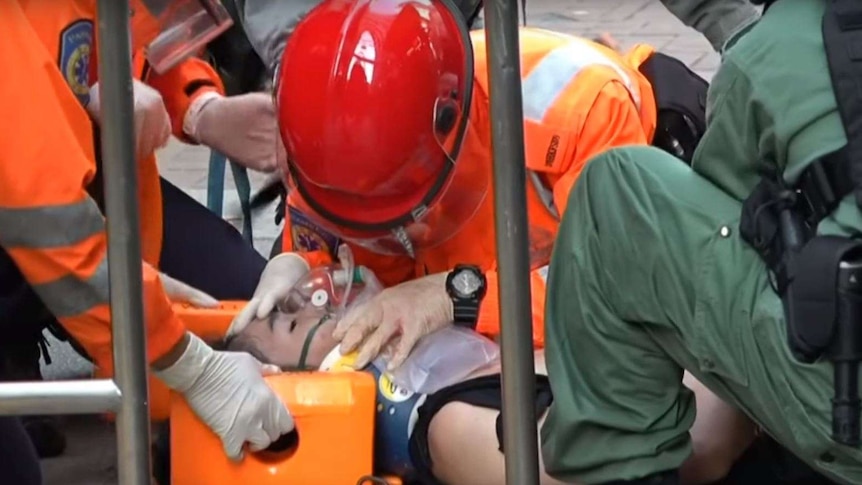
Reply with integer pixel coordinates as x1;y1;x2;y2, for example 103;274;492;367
452;270;481;297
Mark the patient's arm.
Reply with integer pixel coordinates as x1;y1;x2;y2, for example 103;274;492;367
426;352;757;485
428;403;567;485
427;350;564;485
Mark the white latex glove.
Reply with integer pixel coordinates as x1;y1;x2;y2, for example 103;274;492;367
333;272;454;371
226;252;310;337
87;80;172;161
184;92;287;173
154;333;294;460
159;272;219;308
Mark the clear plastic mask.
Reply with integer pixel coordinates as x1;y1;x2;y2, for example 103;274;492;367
278;245;380;321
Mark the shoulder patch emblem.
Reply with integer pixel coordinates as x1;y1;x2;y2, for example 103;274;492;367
59;20;94;106
288;205;341;256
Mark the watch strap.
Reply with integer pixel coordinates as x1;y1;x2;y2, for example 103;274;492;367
453;302;480;329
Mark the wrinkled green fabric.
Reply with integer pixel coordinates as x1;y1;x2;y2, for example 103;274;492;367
541;1;862;483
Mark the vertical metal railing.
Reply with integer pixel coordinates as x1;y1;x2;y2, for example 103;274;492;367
484;0;542;484
0;1;152;483
95;0;153;481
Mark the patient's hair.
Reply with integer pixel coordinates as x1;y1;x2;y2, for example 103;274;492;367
218;334;272;365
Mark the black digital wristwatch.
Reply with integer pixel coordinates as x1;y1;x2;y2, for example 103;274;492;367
445;264;488;330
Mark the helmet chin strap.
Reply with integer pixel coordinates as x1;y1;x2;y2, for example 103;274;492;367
392;226;416;259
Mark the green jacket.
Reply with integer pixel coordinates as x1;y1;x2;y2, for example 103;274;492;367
540;2;862;483
693;0;861;237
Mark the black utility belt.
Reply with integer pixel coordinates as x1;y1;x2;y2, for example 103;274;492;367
739;151;862;447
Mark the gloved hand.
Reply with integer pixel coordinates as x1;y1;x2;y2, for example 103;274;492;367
87;80;172;161
184;92;287;173
226;252;310;337
333;272;453;371
159;272;219;308
154;333;294;460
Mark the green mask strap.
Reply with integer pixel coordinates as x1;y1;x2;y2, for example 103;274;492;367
287;268;365;371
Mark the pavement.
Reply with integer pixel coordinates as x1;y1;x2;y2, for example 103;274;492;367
36;1;723;483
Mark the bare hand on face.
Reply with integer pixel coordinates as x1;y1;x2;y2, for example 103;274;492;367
332;272;453;371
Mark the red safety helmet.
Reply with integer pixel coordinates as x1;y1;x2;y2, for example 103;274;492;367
276;0;488;256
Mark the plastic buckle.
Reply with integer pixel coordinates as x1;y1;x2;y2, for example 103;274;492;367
796;162;837;226
796;187;822;225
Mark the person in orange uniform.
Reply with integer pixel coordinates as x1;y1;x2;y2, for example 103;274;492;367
0;1;293;480
19;0;283;304
2;0;287;460
231;0;668;361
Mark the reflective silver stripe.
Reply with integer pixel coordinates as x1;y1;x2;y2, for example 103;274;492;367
529;171;560;220
32;255;110;318
0;198;104;249
537;264;550;283
522;40;640;123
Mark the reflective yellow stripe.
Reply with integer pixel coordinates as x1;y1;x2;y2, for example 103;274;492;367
32;255;109;318
0;198;104;249
522;40;640;123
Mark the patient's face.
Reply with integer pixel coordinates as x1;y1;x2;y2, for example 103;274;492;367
229;305;338;370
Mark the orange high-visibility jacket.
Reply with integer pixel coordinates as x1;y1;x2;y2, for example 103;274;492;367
1;2;222;369
282;29;658;348
132;51;225;266
19;0;225;268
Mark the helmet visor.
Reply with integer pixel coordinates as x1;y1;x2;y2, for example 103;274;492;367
289;111;490;256
134;0;233;73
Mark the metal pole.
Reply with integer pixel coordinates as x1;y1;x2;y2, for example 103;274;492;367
96;1;153;484
0;380;121;415
483;0;541;483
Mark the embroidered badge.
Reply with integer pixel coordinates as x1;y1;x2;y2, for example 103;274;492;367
288;205;340;256
59;20;94;106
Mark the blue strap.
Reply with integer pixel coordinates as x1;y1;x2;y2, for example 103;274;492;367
206;150;226;217
206;149;254;244
230;161;254;244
